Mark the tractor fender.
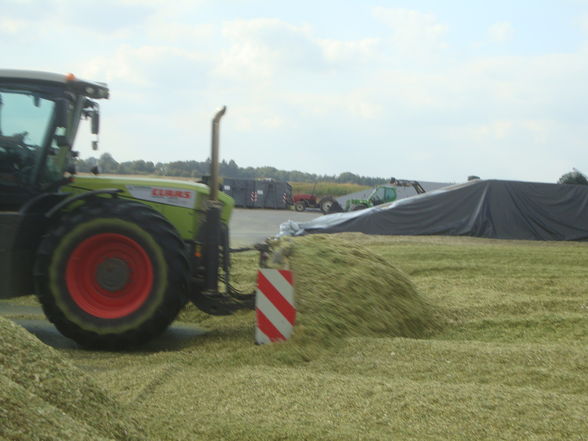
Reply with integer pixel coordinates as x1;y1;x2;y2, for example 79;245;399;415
44;188;122;220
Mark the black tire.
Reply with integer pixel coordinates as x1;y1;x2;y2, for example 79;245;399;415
294;201;306;212
319;197;336;214
35;197;189;349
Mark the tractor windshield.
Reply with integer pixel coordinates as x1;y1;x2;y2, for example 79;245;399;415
369;186;396;205
0;91;54;143
0;90;59;187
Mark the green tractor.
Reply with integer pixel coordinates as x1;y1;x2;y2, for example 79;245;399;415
343;179;426;211
344;185;398;211
0;70;254;349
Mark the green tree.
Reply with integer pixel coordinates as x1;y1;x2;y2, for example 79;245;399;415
75;156;97;173
558;169;588;185
337;172;359;183
98;153;119;173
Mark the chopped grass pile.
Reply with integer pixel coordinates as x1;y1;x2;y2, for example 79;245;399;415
0;317;144;441
181;234;437;348
281;234;438;343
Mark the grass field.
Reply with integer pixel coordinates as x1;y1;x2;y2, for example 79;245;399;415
288;182;371;198
2;234;587;440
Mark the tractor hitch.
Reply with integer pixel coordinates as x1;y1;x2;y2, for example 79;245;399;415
190;288;255;316
189;259;257;316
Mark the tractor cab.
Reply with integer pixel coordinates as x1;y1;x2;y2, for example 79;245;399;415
368;185;397;206
0;70;108;210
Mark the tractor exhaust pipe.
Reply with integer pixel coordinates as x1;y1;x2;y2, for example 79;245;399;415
209;105;226;202
203;106;227;293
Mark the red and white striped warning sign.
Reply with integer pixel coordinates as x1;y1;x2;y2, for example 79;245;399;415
255;268;296;344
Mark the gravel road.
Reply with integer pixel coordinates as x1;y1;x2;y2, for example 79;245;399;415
230;208;322;247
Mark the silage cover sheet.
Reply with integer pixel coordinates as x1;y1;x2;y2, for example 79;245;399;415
280;180;588;241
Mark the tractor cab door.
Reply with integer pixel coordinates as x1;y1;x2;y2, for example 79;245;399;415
0;90;64;210
369;186;387;206
368;186;396;206
0;89;67;298
383;186;396;203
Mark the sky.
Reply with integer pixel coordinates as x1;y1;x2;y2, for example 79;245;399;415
2;0;588;183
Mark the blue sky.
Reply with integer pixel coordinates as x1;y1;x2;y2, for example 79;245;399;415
2;0;588;183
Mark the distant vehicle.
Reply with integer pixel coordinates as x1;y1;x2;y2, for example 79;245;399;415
344;185;398;211
291;182;338;214
343;178;426;212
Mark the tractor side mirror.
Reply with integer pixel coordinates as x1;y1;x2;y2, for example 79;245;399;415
55;100;68;128
91;110;100;135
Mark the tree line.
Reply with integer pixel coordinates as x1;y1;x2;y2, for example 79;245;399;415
75;153;388;185
76;153;587;186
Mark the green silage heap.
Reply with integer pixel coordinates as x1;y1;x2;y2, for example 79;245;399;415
0;317;144;441
181;233;437;348
263;234;438;344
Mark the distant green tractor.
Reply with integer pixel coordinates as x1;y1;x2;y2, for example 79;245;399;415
344;185;398;211
343;179;426;211
0;70;253;349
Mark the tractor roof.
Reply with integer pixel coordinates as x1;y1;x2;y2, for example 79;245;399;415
0;69;109;100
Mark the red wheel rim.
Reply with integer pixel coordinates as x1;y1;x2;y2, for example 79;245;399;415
65;233;154;319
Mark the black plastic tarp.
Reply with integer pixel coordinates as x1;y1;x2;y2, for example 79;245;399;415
279;180;588;241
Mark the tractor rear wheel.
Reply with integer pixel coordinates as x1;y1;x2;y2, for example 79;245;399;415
35;198;189;349
319;197;336;214
294;201;306;212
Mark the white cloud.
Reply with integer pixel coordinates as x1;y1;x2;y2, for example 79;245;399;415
578;14;588;33
372;7;449;54
80;45;210;89
0;17;27;34
319;38;380;65
147;22;215;43
488;21;514;43
216;18;325;80
56;0;154;33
